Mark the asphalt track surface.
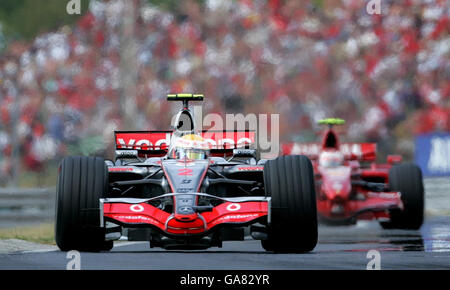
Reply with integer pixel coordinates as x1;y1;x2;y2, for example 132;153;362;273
0;216;449;270
1;178;449;270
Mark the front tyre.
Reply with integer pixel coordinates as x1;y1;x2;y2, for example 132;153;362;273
380;163;424;230
262;155;318;253
55;156;112;252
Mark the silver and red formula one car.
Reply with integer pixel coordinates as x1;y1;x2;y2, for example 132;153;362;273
282;118;424;229
55;94;318;252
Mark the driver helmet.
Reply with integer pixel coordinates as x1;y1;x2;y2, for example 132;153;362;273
319;150;344;168
173;134;210;160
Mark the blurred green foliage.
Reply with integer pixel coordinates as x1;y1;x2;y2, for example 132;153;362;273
0;0;88;41
147;0;180;10
67;136;106;157
312;0;325;9
0;0;205;43
147;0;205;12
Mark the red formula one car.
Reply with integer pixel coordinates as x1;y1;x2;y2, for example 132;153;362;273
282;118;424;229
55;94;318;252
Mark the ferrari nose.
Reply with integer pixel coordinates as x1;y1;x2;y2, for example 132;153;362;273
331;204;345;215
322;181;351;201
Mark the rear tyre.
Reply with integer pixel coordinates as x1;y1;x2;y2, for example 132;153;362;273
261;155;318;253
55;156;112;252
380;163;424;230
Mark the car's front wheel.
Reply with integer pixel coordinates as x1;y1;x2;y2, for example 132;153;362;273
261;155;318;253
380;163;424;230
55;156;113;252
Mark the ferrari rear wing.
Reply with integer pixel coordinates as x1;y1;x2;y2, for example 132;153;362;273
282;142;377;161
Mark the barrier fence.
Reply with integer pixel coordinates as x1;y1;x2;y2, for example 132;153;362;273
0;188;55;228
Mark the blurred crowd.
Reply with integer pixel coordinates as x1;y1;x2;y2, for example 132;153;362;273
0;0;449;184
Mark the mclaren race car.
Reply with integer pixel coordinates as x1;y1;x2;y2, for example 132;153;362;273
55;94;318;252
282;118;424;229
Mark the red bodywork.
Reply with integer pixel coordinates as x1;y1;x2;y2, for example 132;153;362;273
103;200;268;236
282;128;403;223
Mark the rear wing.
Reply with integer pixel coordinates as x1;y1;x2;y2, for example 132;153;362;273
115;130;256;158
281;142;377;162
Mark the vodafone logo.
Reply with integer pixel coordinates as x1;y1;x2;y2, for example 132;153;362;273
226;203;241;211
116;132;255;150
119;137;252;148
130;205;145;212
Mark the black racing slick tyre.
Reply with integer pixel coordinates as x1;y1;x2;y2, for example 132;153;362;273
261;155;318;253
55;156;113;252
380;163;424;230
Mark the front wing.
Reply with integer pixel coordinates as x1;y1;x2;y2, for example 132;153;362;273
317;191;403;221
100;194;269;236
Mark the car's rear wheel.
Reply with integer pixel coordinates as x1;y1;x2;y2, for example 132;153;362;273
261;155;318;253
380;163;424;230
55;156;113;252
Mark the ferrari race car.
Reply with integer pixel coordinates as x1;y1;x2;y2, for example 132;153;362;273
55;94;318;252
282;118;424;229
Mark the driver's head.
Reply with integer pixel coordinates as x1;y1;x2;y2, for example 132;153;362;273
174;134;210;160
319;150;344;168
